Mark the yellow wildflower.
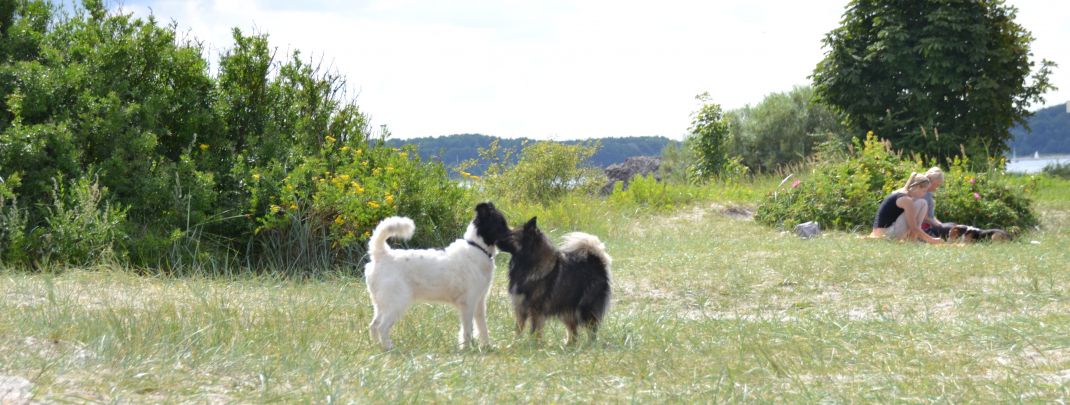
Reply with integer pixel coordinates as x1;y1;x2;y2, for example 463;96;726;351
340;146;350;152
334;215;345;225
372;168;381;176
356;149;363;156
199;144;209;151
289;203;297;210
399;152;408;159
252;173;261;181
339;174;351;181
325;135;337;144
385;194;394;204
363;231;371;239
368;201;381;209
270;204;281;214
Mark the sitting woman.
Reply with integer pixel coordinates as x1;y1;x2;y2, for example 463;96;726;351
869;172;944;244
919;166;955;238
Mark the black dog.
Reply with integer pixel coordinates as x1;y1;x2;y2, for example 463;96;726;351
948;224;1012;242
496;217;612;344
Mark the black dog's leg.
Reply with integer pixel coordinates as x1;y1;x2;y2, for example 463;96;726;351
563;314;580;345
530;314;545;340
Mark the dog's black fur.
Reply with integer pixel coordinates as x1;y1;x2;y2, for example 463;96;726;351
925;222;956;239
496;217;611;344
472;202;512;249
948;224;1012;242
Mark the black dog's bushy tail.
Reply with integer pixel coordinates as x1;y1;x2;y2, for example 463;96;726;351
560;232;612;271
561;232;613;320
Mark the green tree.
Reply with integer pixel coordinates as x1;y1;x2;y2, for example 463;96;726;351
726;86;847;172
686;93;733;180
471;140;603;205
812;0;1056;161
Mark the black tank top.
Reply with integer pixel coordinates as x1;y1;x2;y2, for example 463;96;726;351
873;192;906;228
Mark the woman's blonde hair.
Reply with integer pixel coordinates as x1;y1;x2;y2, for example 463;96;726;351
924;167;944;183
900;172;931;192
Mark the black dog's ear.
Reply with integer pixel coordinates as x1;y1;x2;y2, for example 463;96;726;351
524;216;537;230
476;202;491;213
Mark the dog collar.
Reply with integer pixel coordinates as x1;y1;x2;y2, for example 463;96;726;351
466;239;493;258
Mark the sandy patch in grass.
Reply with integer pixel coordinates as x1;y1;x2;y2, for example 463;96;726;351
0;375;32;405
1045;369;1070;384
2;291;47;309
668;203;754;223
614;278;675;301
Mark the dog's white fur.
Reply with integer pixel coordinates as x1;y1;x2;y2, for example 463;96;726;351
365;217;498;350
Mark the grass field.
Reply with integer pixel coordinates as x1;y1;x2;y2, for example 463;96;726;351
2;177;1070;403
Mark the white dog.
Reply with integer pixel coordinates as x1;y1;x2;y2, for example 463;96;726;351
365;202;510;350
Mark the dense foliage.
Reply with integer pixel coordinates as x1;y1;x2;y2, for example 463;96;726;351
0;1;469;271
755;133;1038;233
812;0;1055;161
1010;104;1070;155
463;140;604;205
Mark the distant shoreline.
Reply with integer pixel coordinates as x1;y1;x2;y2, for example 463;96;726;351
1006;155;1070;173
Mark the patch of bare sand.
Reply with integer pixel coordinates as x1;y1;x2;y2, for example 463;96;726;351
614;278;675;301
0;375;32;405
668;203;754;222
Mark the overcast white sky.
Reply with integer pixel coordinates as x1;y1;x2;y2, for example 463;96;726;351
112;0;1069;141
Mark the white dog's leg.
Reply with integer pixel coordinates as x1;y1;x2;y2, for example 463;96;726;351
475;295;490;347
369;309;382;346
373;294;411;350
457;304;476;349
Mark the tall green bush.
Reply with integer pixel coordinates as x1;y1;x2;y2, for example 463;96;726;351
0;1;474;271
249;135;472;273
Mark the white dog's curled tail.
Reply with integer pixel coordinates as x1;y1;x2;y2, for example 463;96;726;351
560;232;613;270
368;217;416;262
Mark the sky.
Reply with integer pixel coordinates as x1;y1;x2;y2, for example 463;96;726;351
108;0;1070;141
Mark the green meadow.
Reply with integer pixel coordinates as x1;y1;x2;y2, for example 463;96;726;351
3;176;1069;403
